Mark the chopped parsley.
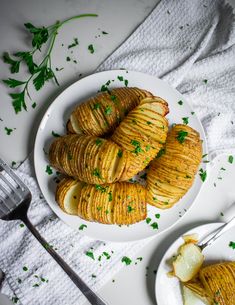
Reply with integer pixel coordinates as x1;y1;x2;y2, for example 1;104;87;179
121;256;132;265
228;155;234;164
131;139;143;155
92;168;102;179
32;102;37;108
91;274;96;278
117;149;123;158
11;297;19;303
178;100;183;105
11;161;17;167
66;56;71;61
146;121;152;125
203;79;208;84
103;252;111;259
79;224;87;231
151;222;158;230
156;148;165;158
95;184;107;193
145;144;151;152
108;191;113;202
176;130;188;143
23;266;28;271
182;117;189;125
104;105;112;115
199;168;207;182
102;31;108;35
229;241;235;249
93;102;100;110
155;214;160;219
68;38;79;49
19;223;25;228
127;205;134;212
146;217;151;224
117;76;124;81
88;44;95;54
95;138;103;146
52;130;60;137
86;251;95;260
124;79;128;87
5;127;13;135
45;165;53;175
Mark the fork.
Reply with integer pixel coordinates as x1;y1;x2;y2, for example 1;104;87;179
0;158;107;305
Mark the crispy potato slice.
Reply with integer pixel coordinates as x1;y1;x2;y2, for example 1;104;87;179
67;87;154;136
49;135;129;184
111;96;169;180
199;262;235;305
147;124;202;208
56;178;147;225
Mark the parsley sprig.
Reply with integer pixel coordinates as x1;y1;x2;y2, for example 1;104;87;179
3;14;98;113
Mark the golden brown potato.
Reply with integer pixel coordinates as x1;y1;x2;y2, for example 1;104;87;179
198;262;235;305
146;124;202;208
56;178;147;225
111;96;169;180
49;134;130;184
67;87;153;136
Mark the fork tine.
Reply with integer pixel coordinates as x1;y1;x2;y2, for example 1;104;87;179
0;195;11;214
0;184;16;210
0;158;30;194
0;174;22;201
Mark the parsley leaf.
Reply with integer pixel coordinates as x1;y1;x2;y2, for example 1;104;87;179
24;23;49;50
108;192;113;202
121;256;132;265
182;117;189;125
86;251;95;260
228;155;234;164
176;130;188;143
156;148;165;158
5;127;13;135
104;105;112;115
131;140;143;155
199;168;207;182
93;168;102;179
88;44;95;54
178;100;183;105
14;51;37;74
117;149;123;158
52;131;60;137
3;78;26;88
95;139;103;146
79;224;87;231
151;222;158;230
10;92;26;113
95;184;107;193
229;241;235;249
3;52;20;73
45;165;53;175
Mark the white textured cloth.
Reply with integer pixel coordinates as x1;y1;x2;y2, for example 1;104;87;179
1;0;235;304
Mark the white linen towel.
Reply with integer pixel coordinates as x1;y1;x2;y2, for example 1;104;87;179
1;0;235;304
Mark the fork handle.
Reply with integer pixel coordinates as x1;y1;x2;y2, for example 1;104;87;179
23;216;107;305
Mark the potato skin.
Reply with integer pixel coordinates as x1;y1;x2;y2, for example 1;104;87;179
111;97;169;180
56;178;147;225
49;134;130;184
67;87;153;136
146;124;202;208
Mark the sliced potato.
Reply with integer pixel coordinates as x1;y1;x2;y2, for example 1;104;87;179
172;243;204;282
111;96;169;180
56;178;147;225
182;285;210;305
49;135;130;184
147;124;202;208
67;87;154;136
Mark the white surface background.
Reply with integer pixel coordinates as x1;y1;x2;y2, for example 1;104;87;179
0;0;235;304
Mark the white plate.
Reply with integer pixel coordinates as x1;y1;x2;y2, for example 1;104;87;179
34;70;207;242
155;222;235;305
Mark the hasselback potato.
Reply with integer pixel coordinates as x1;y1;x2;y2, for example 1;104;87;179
67;87;153;136
146;124;202;209
111;96;169;180
56;178;147;225
49;134;130;184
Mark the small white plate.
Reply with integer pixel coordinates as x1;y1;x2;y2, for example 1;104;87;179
34;70;207;242
155;222;235;305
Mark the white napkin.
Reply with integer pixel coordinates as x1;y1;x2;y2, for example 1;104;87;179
1;0;235;304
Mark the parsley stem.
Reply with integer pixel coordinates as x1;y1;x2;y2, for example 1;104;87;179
58;14;98;28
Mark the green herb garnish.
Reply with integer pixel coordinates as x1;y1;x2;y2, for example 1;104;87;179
52;130;60;137
178;100;183;105
151;222;158;230
146;217;151;224
155;214;160;219
79;224;87;231
182;117;189;125
127;205;134;212
2;14;98;113
117;149;123;158
145;144;151;152
93;168;102;179
45;165;53;175
95;138;103;146
203;79;208;84
104;105;112;115
23;266;28;271
102;31;108;35
88;44;95;54
117;76;123;81
5;127;13;135
156;148;165;158
68;38;79;49
86;251;95;260
199;168;207;182
176;130;188;143
108;191;113;202
228;155;234;164
95;184;107;193
229;241;235;249
121;256;132;265
131;139;143;155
